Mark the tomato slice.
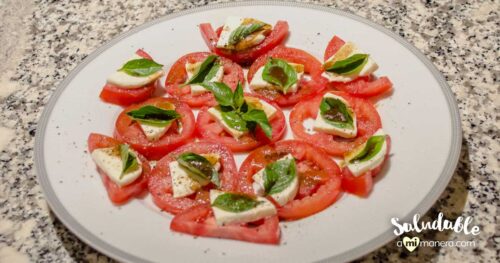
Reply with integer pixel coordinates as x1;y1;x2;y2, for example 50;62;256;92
99;49;158;106
290;91;382;156
87;133;151;205
324;35;345;61
329;76;393;98
165;52;245;107
114;97;195;160
199;21;289;65
170;205;281;244
341;135;391;197
247;46;326;107
237;140;342;220
195;94;286;152
148;141;238;214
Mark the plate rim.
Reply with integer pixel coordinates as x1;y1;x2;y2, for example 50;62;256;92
34;1;462;262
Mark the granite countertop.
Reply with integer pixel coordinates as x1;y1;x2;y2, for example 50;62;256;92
0;0;498;262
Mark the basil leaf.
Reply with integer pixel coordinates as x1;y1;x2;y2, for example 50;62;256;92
350;135;386;163
325;54;368;75
242;109;272;139
177;152;217;185
119;58;163;77
119;144;139;178
319;97;354;129
264;158;297;195
262;58;298;94
212;193;261;212
232;82;244;109
221;111;248;132
199;82;234;108
228;22;265;46
185;55;219;85
126;105;180;127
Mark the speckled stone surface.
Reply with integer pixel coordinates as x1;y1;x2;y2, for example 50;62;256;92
0;0;498;262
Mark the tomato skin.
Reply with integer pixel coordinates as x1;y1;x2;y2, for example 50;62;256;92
114;97;196;160
170;205;281;244
324;35;345;61
165;52;245;107
195;94;286;152
199;21;289;65
329;76;393;98
148;141;238;214
99;49;157;106
87;133;151;205
237;140;342;220
247;46;326;107
290;91;382;156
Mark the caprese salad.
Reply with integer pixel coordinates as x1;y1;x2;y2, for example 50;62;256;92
88;16;393;245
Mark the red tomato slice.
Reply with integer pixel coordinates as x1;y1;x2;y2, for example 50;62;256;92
237;140;342;220
324;35;345;61
247;46;326;107
148;141;238;214
165;52;245;107
290;91;382;156
99;49;158;106
199;21;289;65
341;135;391;197
87;133;151;205
170;205;280;244
195;94;286;152
114;97;195;160
329;76;393;98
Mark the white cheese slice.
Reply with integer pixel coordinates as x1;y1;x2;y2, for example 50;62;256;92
250;63;304;94
185;61;224;95
252;154;298;206
139;122;173;141
313;93;357;138
346;129;387;176
216;16;268;50
210;190;277;226
244;97;277;119
207;107;247;139
107;54;164;88
322;42;378;83
91;147;142;187
169;154;221;198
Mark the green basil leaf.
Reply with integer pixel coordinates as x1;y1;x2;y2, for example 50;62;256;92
221;111;248;132
199;82;234;108
119;144;139;178
350;135;386;163
262;58;298;94
119;58;163;77
232;82;244;109
264;158;297;194
126;105;180;127
212;193;261;212
325;54;368;75
228;22;265;46
242;109;272;139
319;97;354;129
185;55;219;85
177;152;217;185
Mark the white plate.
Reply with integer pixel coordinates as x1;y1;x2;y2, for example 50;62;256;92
35;2;461;262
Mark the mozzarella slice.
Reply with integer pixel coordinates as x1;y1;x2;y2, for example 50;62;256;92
252;154;298;206
244;97;277;119
185;61;224;95
313;93;357;138
207;107;247;139
216;16;269;50
107;54;164;88
91;147;142;187
250;63;304;94
210;190;277;226
139;122;173;141
345;129;387;176
322;42;378;83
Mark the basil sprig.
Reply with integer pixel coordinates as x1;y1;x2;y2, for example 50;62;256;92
185;55;221;85
212;193;261;212
325;54;368;75
228;22;265;46
264;157;297;195
177;152;220;187
119;58;163;77
200;82;273;138
119;144;139;178
350;135;386;163
319;97;354;129
262;58;298;94
126;105;180;127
